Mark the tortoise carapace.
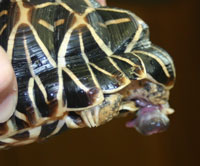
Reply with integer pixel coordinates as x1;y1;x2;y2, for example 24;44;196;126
0;0;176;149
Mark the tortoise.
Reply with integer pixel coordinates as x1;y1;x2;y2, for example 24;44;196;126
0;0;176;149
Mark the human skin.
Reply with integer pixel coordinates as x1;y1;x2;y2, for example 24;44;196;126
0;0;107;123
0;47;18;123
97;0;107;6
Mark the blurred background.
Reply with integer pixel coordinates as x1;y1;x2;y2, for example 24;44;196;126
0;0;199;165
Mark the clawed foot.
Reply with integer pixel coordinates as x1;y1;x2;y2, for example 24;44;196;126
80;94;122;128
80;107;100;128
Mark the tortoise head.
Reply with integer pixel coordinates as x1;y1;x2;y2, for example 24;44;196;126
119;44;176;135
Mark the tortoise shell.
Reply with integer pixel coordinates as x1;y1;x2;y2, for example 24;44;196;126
0;0;175;149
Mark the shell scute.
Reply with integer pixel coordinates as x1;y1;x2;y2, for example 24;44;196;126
96;8;139;53
133;45;175;87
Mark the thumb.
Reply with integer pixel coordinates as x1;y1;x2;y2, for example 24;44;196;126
0;46;18;123
96;0;107;6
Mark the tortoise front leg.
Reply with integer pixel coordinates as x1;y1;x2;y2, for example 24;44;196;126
78;94;122;128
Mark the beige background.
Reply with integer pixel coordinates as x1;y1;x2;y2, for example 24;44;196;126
0;0;199;165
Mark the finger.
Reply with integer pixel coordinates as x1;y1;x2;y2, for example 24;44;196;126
0;46;18;123
96;0;107;6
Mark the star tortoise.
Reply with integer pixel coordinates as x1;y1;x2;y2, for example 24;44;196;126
0;0;176;149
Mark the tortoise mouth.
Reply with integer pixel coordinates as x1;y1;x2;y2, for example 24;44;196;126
120;98;174;135
118;79;174;135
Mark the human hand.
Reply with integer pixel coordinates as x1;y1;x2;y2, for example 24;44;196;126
0;46;17;123
97;0;107;6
